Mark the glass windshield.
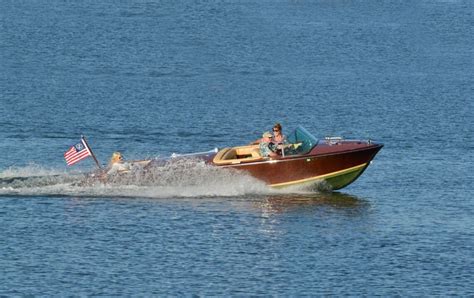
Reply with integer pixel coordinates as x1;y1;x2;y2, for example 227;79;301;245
285;126;318;155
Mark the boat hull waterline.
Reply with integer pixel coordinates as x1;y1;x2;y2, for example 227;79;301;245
206;140;383;190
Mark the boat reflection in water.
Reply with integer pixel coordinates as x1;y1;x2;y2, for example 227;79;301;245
254;192;370;215
250;192;371;236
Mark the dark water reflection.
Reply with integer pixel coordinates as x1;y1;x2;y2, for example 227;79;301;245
256;192;369;213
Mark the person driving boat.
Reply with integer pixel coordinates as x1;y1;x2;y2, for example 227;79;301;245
259;131;278;157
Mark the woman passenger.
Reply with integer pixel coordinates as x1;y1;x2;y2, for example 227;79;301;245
272;123;287;144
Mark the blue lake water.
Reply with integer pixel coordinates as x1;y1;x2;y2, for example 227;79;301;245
1;0;473;295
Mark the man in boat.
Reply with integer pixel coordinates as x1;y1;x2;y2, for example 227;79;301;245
259;131;279;157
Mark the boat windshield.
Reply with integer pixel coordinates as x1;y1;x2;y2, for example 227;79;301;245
286;126;318;155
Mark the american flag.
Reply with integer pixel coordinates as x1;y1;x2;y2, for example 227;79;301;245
64;138;92;166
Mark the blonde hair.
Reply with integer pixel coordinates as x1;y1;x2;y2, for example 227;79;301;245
110;152;123;164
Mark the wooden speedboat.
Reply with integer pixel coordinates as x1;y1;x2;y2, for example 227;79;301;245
203;126;383;190
90;126;382;191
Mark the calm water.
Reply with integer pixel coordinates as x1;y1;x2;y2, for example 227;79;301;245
1;0;473;295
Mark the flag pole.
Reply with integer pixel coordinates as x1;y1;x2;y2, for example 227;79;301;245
81;135;102;169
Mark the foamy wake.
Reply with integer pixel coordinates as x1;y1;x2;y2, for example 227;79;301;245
0;159;307;198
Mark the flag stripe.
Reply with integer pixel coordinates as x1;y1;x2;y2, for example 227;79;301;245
64;149;77;159
65;150;90;164
65;150;90;163
65;152;90;166
66;149;89;161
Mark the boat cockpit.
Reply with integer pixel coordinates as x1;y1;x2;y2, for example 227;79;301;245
213;126;319;165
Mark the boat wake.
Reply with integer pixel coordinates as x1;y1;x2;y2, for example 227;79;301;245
0;160;305;198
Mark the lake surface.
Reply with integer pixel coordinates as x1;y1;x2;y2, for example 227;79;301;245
1;0;473;295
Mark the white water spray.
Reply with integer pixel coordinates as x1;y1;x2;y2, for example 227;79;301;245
0;159;299;198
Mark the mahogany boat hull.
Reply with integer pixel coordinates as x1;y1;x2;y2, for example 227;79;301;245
207;141;383;190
